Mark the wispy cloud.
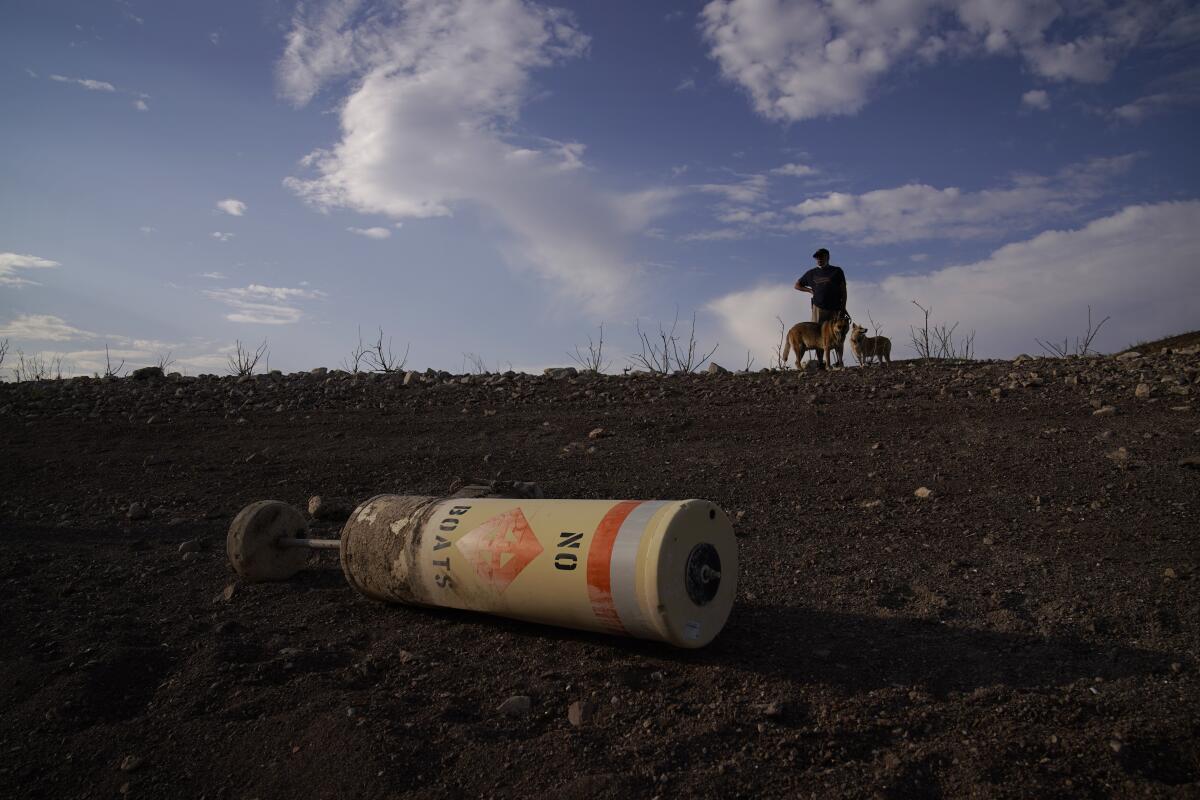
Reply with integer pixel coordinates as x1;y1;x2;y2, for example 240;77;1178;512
211;232;235;242
701;0;1195;121
771;163;818;177
133;98;149;111
199;271;227;279
203;284;325;325
0;252;60;286
216;198;246;216
0;313;93;341
347;226;391;239
49;74;115;92
1021;89;1050;110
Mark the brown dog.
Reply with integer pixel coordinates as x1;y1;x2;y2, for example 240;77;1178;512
783;315;850;369
849;323;891;366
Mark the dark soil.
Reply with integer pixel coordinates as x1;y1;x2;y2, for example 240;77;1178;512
2;349;1198;799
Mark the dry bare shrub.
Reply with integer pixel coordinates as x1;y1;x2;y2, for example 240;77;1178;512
629;308;718;374
910;300;975;360
227;339;269;376
568;323;611;373
1036;306;1110;357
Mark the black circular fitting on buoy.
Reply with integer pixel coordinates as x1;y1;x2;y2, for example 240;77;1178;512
684;543;722;606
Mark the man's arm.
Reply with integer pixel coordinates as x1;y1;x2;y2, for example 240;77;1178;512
794;279;812;294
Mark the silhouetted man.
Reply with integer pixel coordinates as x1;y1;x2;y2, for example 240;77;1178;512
794;247;847;324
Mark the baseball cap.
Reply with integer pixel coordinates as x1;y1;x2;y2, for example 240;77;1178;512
812;248;830;259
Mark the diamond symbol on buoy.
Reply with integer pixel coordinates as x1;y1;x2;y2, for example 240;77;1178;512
455;508;543;593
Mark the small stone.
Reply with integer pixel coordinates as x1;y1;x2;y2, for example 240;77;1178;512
706;362;729;375
861;499;883;508
403;371;418;386
588;427;607;439
1178;456;1200;470
1106;447;1129;463
119;755;143;772
1163;568;1177;579
1092;405;1117;417
914;486;933;499
568;700;595;727
1135;383;1152;399
1170;662;1183;673
762;701;785;719
131;366;164;380
1116;351;1141;361
127;503;148;521
982;535;995;545
307;495;353;522
220;584;236;603
1109;740;1123;754
498;695;532;717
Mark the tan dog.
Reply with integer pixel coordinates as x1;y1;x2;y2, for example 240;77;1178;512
783;315;850;369
849;323;891;366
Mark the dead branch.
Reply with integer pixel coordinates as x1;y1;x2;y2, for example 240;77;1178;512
227;339;269;376
568;323;612;374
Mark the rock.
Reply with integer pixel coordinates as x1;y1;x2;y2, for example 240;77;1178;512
861;499;883;508
1092;405;1117;417
310;367;328;377
706;362;729;375
307;495;353;522
1135;383;1152;398
220;584;236;603
1106;447;1129;463
914;486;933;499
762;700;785;719
587;427;607;439
568;700;596;727
982;535;995;545
1179;456;1200;470
1163;568;1177;579
1116;351;1141;361
127;502;148;521
403;371;418;386
498;695;532;717
543;367;578;379
119;755;143;772
130;366;163;380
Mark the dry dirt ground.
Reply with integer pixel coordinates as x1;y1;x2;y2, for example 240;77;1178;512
2;348;1198;799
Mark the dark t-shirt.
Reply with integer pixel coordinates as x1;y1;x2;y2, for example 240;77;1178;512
798;265;846;310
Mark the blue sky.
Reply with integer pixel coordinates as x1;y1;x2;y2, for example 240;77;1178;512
2;0;1198;375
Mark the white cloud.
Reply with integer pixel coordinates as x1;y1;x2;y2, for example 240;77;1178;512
700;0;1194;121
139;225;156;234
708;202;1200;362
211;231;235;242
347;225;391;239
278;0;677;313
49;74;116;92
199;271;227;279
0;313;93;341
1021;89;1050;110
784;154;1138;244
203;284;325;325
0;252;60;286
133;98;149;111
210;31;221;46
216;198;246;216
771;162;818;177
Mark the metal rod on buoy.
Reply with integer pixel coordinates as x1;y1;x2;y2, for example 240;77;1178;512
276;537;342;550
227;493;737;649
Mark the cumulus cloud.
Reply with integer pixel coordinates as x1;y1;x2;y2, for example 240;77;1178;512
708;202;1200;362
203;284;326;325
1021;89;1050;110
0;252;60;286
211;232;235;242
347;226;391;239
216;198;247;216
133;99;149;111
278;0;678;312
784;154;1139;244
49;74;116;92
700;0;1194;121
0;313;94;341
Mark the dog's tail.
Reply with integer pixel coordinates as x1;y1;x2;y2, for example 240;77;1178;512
782;329;792;364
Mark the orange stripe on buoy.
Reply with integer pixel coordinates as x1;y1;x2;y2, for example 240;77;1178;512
587;500;641;634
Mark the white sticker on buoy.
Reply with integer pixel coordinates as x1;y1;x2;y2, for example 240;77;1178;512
683;620;702;640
